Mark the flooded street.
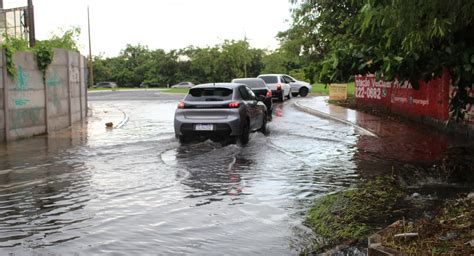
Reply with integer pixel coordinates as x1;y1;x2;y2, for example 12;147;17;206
0;91;361;255
0;90;462;255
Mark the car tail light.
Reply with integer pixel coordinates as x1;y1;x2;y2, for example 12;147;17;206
266;90;272;97
177;101;185;109
228;101;240;108
276;84;282;90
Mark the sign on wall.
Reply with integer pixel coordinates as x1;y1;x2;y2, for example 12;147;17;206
354;72;450;121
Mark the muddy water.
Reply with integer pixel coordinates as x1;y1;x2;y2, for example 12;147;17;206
0;98;360;255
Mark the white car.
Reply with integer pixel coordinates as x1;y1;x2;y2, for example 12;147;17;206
171;82;195;88
257;74;292;102
280;75;312;97
94;82;118;88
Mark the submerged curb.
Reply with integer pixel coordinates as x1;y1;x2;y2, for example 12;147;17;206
115;108;129;129
294;100;379;138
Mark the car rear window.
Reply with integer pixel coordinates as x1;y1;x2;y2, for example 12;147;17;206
233;79;266;89
185;88;233;101
259;76;278;84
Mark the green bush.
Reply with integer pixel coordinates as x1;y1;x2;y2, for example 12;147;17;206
0;27;80;80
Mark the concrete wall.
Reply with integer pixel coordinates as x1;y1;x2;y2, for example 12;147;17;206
1;49;87;142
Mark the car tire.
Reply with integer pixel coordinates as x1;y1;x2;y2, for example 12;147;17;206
178;135;189;144
286;90;291;100
240;119;250;145
292;92;299;97
299;87;309;97
259;114;267;135
278;92;284;102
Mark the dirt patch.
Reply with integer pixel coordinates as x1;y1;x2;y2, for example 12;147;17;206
378;195;473;255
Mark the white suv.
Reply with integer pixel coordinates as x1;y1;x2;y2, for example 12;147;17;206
280;75;312;97
257;74;292;102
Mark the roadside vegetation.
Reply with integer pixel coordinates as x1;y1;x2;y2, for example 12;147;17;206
1;27;80;80
304;177;406;253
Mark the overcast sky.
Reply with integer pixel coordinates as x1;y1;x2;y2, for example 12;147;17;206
3;0;293;57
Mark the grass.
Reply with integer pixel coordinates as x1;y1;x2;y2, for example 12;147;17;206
87;87;167;92
305;177;406;252
311;82;355;97
158;88;190;94
86;87;189;94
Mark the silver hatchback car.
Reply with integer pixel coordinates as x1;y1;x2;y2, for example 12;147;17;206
174;83;267;144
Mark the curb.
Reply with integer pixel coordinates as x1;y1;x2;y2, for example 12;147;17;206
294;100;378;138
115;108;129;129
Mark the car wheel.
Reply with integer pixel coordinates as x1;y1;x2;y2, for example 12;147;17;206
292;92;299;97
210;136;222;142
240;119;250;145
259;114;267;135
228;136;238;144
178;135;189;144
286;90;291;100
267;110;273;121
278;92;284;102
299;87;309;97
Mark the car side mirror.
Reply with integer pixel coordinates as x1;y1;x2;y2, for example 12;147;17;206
257;95;266;102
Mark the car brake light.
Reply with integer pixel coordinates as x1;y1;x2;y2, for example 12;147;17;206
177;101;185;109
277;84;282;90
228;102;240;108
266;90;272;97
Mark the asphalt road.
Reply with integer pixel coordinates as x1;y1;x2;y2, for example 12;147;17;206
0;90;363;255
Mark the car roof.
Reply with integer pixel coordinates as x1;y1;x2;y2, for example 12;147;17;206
232;78;265;82
258;74;283;77
192;83;245;89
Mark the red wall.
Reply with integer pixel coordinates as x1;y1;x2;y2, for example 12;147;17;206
355;71;450;121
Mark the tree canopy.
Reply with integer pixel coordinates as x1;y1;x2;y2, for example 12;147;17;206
93;40;266;87
280;0;474;89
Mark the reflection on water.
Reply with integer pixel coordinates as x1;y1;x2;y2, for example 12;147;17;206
0;101;362;255
0;124;92;249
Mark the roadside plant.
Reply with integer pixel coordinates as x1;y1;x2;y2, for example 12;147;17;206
0;27;81;81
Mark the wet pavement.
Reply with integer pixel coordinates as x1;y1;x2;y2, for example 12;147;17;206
0;91;469;255
297;97;471;176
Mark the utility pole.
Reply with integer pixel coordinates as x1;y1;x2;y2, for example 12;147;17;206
87;5;94;88
243;33;247;78
27;0;35;47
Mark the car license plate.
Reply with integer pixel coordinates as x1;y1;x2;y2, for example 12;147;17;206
195;124;213;131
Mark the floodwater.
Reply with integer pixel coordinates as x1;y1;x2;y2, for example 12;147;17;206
2;91;467;255
0;94;361;255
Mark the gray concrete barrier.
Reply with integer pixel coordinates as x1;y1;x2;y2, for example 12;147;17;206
0;49;87;142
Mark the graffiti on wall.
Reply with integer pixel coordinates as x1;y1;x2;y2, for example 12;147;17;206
15;65;29;91
69;67;80;84
10;65;42;135
47;72;61;88
46;71;63;109
10;108;41;135
13;65;31;109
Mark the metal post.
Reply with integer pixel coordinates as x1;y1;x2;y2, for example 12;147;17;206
27;0;35;47
87;6;94;88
